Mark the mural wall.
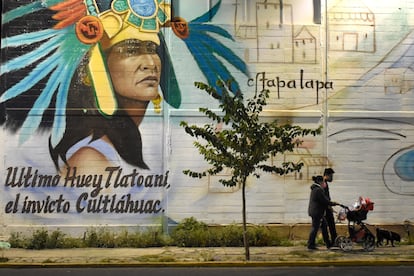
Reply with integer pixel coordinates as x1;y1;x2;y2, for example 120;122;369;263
1;0;414;234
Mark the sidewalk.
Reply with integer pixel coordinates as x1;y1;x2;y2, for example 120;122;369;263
1;244;414;267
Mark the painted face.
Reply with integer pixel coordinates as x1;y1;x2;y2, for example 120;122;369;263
106;39;161;102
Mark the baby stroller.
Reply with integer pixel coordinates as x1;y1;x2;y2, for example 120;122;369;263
335;196;376;252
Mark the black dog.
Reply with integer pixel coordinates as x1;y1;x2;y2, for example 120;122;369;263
376;228;401;247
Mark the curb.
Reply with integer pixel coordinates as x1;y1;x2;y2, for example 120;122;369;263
2;245;414;268
1;260;414;268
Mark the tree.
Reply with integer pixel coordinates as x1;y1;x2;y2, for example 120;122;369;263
180;81;322;261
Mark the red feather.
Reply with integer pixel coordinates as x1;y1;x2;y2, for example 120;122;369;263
49;0;84;11
49;0;87;29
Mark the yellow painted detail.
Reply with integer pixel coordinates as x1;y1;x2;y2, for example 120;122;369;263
88;45;117;116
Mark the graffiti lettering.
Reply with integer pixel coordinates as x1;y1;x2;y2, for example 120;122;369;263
5;167;60;188
76;193;163;214
4;193;70;214
247;69;334;98
3;167;170;215
105;167;170;188
4;193;20;213
63;167;104;197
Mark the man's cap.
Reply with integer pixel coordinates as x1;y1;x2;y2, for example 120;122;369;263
324;168;335;175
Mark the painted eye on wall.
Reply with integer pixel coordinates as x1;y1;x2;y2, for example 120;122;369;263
394;149;414;181
382;146;414;195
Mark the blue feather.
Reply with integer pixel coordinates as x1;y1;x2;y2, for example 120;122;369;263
196;42;234;80
185;40;223;92
188;23;234;40
1;19;90;144
0;52;60;102
51;55;83;147
191;0;222;23
184;34;241;94
1;33;65;74
2;0;62;24
1;28;61;49
178;0;248;95
191;32;249;76
19;64;63;145
51;89;68;148
186;37;241;94
195;40;241;93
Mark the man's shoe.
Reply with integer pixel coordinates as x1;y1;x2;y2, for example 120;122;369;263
307;246;318;250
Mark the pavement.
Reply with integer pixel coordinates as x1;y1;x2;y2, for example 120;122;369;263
1;244;414;267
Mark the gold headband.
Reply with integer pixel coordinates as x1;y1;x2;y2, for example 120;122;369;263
99;1;171;49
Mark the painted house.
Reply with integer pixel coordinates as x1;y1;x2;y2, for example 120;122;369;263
328;0;376;52
294;26;317;63
234;0;294;63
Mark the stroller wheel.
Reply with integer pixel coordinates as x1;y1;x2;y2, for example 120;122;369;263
337;236;353;252
363;233;375;252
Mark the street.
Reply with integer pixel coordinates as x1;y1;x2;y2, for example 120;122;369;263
1;266;414;276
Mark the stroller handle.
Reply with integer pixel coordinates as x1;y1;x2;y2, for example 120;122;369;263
338;204;349;209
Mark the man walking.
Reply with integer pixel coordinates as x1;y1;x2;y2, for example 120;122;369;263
323;168;337;247
307;175;337;250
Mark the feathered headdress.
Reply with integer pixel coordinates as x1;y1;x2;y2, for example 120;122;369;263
1;0;249;147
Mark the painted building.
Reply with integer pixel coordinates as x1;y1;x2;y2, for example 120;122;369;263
328;0;376;52
294;26;317;63
1;0;414;235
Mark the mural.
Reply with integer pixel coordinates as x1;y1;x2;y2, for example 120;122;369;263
0;0;249;230
1;0;414;234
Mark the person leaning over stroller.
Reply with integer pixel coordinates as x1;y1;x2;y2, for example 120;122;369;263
307;175;338;250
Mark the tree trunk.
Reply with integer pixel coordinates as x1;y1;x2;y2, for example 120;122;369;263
242;176;250;261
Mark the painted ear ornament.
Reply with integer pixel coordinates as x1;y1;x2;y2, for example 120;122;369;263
152;94;162;114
